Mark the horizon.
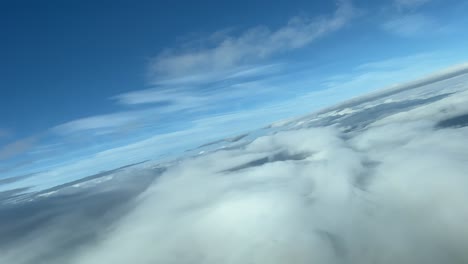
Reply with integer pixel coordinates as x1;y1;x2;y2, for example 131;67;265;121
2;1;468;263
2;63;468;193
2;0;468;192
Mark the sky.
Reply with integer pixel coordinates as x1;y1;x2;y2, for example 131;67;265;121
1;0;468;190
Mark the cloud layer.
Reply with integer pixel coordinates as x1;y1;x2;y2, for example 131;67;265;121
3;73;468;264
71;86;468;264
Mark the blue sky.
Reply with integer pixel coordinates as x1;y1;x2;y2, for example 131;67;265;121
1;0;468;191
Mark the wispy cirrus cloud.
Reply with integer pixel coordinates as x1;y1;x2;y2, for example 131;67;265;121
5;52;467;194
54;50;464;138
54;2;357;137
149;0;356;82
0;136;38;160
382;0;447;37
98;1;357;137
28;1;466;186
382;14;437;37
113;76;276;109
0;128;10;139
52;111;144;135
54;79;276;136
394;0;431;9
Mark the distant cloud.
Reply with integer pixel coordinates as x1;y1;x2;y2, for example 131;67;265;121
0;159;36;174
113;86;209;107
113;73;276;109
54;77;276;136
56;51;465;141
107;1;357;136
52;111;149;136
149;0;356;82
382;13;436;36
3;62;468;264
394;0;431;9
355;53;434;70
0;172;37;186
0;128;11;139
31;61;464;191
0;137;37;160
383;0;447;37
66;87;468;264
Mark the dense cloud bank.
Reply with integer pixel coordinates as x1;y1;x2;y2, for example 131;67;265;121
2;83;468;263
76;90;468;263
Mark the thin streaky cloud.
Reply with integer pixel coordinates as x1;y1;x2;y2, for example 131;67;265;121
52;112;143;135
0;136;38;160
149;0;356;81
394;0;431;9
382;13;437;37
0;128;11;139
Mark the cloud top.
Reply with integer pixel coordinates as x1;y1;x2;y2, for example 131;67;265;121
65;84;468;264
2;71;468;264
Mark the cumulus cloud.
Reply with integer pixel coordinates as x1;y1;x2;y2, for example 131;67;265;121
2;71;468;264
66;88;468;264
2;76;465;264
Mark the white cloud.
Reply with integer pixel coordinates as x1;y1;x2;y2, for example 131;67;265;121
56;65;280;136
111;1;355;116
149;0;356;81
4;108;280;192
52;112;141;135
3;61;468;264
112;87;206;108
50;107;168;136
0;128;10;138
320;54;468;103
67;88;468;264
0;136;37;160
112;79;276;114
48;54;467;156
152;63;283;87
355;53;434;70
382;13;436;36
394;0;431;9
382;0;451;37
36;53;466;184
